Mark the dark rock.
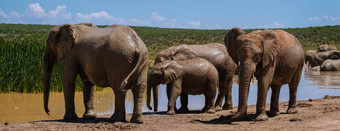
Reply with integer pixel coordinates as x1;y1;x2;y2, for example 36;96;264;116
309;98;313;102
324;95;330;99
289;118;302;122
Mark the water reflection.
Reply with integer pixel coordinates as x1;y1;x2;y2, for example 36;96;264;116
1;66;340;124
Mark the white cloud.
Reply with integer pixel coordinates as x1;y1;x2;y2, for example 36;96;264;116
0;8;8;18
48;5;72;20
77;11;113;20
150;12;165;22
188;21;201;28
273;22;285;28
26;3;46;18
310;15;340;22
9;11;20;18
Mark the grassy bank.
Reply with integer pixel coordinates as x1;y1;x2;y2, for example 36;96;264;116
1;23;339;93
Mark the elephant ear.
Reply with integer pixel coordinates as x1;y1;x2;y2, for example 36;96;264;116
162;62;183;84
173;48;195;61
55;24;77;62
261;30;282;68
224;27;245;63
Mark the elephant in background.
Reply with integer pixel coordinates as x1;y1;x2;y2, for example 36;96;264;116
148;58;219;115
225;28;304;121
318;44;337;52
305;50;317;66
306;50;340;67
43;23;148;123
321;59;340;71
147;43;237;112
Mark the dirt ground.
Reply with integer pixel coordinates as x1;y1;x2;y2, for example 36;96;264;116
1;96;340;131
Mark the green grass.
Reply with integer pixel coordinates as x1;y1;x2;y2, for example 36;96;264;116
1;23;339;93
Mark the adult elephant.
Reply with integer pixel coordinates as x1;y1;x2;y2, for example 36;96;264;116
225;28;304;121
147;43;237;112
321;59;340;71
305;50;317;67
318;44;337;52
43;23;148;123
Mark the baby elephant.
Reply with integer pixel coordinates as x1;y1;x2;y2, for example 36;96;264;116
148;58;219;115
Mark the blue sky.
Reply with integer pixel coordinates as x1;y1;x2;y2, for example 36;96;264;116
0;0;339;29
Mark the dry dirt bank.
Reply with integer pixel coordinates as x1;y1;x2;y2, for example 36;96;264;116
1;96;340;131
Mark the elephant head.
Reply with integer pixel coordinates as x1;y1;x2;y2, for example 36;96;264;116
43;24;78;114
225;28;282;121
318;44;337;52
147;61;182;111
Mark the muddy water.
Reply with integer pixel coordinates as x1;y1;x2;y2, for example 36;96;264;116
1;66;340;124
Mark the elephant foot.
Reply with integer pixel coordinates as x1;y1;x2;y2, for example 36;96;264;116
110;114;126;122
167;110;175;115
255;113;268;121
63;112;78;120
83;111;97;119
130;114;143;124
215;106;222;112
269;108;280;116
177;106;189;113
222;104;233;110
206;108;216;114
286;106;298;114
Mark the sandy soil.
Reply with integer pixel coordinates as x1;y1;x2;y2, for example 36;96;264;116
1;96;340;131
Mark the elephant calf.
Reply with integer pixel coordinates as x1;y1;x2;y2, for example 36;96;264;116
148;58;219;115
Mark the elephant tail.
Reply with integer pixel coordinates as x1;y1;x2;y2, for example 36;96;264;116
120;31;148;92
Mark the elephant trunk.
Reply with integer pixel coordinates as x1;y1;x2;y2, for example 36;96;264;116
43;53;54;115
147;74;160;112
231;63;254;121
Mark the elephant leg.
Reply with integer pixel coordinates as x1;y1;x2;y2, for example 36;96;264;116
110;88;127;122
269;85;282;116
131;65;147;123
222;78;233;110
81;80;96;119
255;66;275;121
62;61;79;120
203;85;216;114
287;69;302;114
215;80;226;111
166;82;181;115
178;93;189;113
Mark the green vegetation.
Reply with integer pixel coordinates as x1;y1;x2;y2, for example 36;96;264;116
1;23;339;93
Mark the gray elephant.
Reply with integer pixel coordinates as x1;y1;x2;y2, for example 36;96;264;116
43;23;148;123
225;28;304;121
318;44;337;52
321;59;340;71
305;50;317;66
306;50;340;67
148;58;219;115
147;43;237;112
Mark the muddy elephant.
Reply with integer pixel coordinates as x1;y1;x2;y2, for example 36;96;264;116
306;50;340;67
321;59;340;71
148;58;219;115
305;50;317;67
224;28;304;121
318;44;337;52
43;23;148;123
147;43;237;112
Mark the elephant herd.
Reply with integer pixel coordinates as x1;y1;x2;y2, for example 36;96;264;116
305;44;340;71
43;23;305;123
